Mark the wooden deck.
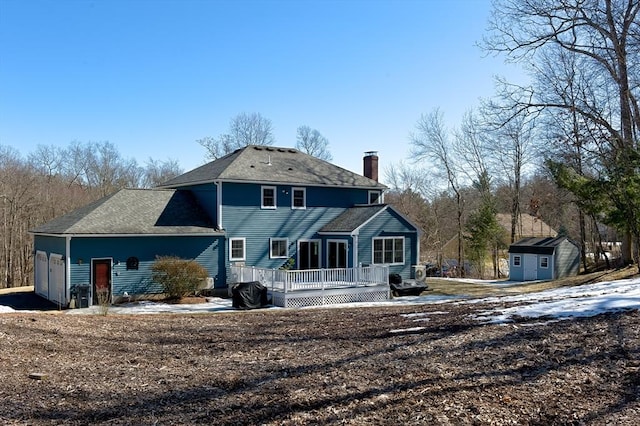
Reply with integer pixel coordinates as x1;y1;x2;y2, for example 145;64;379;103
230;265;390;308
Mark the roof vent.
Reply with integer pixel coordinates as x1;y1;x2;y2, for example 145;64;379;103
266;147;275;151
288;149;297;153
278;148;286;152
254;146;263;151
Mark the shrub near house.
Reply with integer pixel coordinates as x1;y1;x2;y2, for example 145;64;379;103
151;256;209;299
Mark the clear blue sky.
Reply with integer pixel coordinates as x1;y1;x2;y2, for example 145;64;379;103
0;0;523;182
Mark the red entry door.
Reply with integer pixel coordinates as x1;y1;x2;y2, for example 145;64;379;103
92;259;112;304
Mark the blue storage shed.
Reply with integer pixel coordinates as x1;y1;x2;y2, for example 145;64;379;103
508;236;580;281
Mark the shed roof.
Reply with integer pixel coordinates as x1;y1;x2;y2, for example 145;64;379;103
319;205;388;233
159;145;386;189
30;189;220;236
508;236;574;255
319;204;420;235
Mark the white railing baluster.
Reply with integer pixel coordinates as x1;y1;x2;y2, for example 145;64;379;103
231;264;390;298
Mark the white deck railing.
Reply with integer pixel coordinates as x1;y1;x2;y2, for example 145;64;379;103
230;265;389;293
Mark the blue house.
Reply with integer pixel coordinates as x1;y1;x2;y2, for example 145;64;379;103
30;146;421;307
508;236;580;281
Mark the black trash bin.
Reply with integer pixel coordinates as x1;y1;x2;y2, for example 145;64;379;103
76;285;91;308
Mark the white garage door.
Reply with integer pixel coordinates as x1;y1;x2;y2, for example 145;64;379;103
34;251;48;298
48;253;65;305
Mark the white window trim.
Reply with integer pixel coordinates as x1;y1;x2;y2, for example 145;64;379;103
291;187;306;210
368;190;382;205
229;238;246;261
540;256;549;268
261;186;277;209
513;255;521;267
372;236;405;265
269;238;289;259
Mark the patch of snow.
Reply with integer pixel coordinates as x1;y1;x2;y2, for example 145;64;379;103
389;327;426;334
2;277;639;323
468;277;640;323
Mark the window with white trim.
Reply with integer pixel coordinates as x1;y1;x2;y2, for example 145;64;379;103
372;237;404;265
540;256;549;268
292;187;306;209
513;255;521;267
261;186;276;209
368;190;381;205
229;238;246;261
270;238;288;259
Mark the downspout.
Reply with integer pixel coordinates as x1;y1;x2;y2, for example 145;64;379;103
66;236;71;306
352;233;359;285
352;233;359;267
215;180;223;229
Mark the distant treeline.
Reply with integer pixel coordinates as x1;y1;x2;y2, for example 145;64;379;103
0;141;182;288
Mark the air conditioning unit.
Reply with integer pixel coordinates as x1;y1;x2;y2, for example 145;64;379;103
197;277;214;290
413;265;427;282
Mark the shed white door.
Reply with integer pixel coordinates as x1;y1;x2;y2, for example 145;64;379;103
34;251;48;298
48;253;65;305
523;254;538;280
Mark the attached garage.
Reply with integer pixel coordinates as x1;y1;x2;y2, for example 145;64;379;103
34;251;48;298
509;236;580;281
30;189;222;308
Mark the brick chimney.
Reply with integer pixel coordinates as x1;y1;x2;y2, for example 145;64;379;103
363;151;379;182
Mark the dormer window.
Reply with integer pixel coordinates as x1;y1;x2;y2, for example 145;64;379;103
368;190;381;205
292;187;306;209
262;186;276;209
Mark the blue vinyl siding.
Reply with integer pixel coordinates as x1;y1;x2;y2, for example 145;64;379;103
555;240;580;278
357;209;418;279
69;235;224;296
536;256;553;280
221;182;372;281
223;205;347;270
34;235;66;258
509;254;524;281
180;183;218;224
222;182;369;209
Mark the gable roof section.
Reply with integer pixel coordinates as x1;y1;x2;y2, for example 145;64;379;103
319;204;420;234
508;236;574;255
160;145;386;189
31;189;220;236
319;205;387;233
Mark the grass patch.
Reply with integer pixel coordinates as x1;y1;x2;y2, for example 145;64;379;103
425;265;639;298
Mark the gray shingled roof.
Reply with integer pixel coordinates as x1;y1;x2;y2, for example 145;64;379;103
31;189;219;235
319;205;388;233
508;236;573;255
160;145;386;189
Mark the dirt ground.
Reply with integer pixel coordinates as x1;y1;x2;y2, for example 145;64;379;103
1;270;639;425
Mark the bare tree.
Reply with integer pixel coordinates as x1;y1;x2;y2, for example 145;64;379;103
483;0;640;265
385;162;442;264
410;109;465;276
295;126;332;161
484;104;537;244
198;112;276;160
142;158;183;188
